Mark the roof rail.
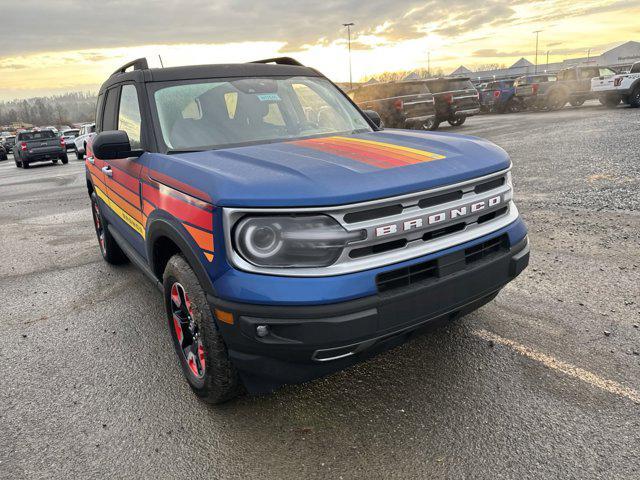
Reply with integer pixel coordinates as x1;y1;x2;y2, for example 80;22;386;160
111;58;149;77
251;57;304;66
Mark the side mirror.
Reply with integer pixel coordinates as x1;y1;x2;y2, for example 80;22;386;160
363;110;383;128
92;130;142;160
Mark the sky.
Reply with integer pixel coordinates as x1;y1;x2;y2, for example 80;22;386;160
0;0;639;100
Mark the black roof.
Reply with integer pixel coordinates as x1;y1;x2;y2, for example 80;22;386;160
99;57;322;94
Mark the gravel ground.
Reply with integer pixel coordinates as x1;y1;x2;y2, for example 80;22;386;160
1;102;639;479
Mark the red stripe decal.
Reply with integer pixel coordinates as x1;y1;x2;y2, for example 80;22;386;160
142;183;212;231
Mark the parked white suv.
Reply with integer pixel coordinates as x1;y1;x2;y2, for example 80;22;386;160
591;62;640;108
73;123;96;159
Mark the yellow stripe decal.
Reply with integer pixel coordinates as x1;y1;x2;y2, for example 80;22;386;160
95;186;146;239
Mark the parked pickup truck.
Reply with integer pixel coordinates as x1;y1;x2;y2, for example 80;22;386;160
423;77;480;128
514;74;557;110
591;61;640;108
14;130;68;168
480;79;521;114
545;65;617;110
86;57;529;403
350;81;438;130
74;123;96;160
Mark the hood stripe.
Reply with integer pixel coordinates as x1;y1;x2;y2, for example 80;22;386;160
317;137;441;164
292;136;446;169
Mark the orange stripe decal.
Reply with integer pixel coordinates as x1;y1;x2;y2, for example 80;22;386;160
183;223;214;252
293;136;446;169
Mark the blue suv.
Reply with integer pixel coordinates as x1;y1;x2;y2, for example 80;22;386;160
86;57;529;402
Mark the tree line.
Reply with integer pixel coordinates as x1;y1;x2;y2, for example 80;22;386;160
0;92;97;127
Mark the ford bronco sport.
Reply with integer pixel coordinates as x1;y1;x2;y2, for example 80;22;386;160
86;57;529;403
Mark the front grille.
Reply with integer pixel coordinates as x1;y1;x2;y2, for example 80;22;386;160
376;234;508;292
223;168;516;277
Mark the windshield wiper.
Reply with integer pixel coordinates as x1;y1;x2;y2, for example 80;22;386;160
166;149;204;154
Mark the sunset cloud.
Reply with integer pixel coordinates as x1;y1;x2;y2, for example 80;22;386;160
0;0;638;100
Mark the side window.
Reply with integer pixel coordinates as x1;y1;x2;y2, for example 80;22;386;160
95;93;105;132
102;88;120;131
224;92;238;119
117;85;142;148
263;103;285;126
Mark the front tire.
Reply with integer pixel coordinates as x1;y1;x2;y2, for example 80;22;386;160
629;86;640;108
163;254;242;404
90;191;128;264
423;118;439;131
569;98;585;107
546;91;567;110
448;116;466;127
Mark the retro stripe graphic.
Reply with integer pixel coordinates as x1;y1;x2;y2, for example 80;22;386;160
86;159;214;262
291;136;446;169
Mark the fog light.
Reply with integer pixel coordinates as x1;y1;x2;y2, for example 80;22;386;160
256;325;269;338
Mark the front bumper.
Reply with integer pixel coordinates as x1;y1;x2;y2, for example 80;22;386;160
209;234;529;393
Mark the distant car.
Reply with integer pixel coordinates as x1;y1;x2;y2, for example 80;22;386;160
60;129;80;150
514;74;557;110
544;66;616;110
481;80;521;113
14;130;68;168
591;61;640;108
74;123;96;160
2;135;16;153
0;144;7;161
350;81;438;130
423;77;480;128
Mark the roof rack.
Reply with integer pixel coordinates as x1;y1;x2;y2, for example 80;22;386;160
111;58;149;77
251;57;304;66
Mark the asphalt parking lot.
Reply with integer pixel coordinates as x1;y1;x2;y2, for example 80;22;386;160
1;102;639;479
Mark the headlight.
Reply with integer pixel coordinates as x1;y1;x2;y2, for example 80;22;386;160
234;215;364;268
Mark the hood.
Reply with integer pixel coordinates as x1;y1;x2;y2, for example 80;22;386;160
149;130;511;207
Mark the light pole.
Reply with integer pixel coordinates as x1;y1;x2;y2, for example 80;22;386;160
427;50;431;77
546;50;549;71
343;22;355;90
587;48;592;63
533;30;542;74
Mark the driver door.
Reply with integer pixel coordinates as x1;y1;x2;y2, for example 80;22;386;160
98;84;147;258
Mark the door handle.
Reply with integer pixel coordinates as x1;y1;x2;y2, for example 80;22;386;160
102;166;113;177
88;157;94;164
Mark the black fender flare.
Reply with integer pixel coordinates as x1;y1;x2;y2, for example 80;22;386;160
145;210;217;297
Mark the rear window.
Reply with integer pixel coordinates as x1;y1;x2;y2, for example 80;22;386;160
631;63;640;74
18;131;56;141
427;79;474;92
63;130;79;136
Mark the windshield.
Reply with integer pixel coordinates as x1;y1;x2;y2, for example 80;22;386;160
63;130;79;136
153;76;372;151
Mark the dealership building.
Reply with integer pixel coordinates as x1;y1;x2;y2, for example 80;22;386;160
449;40;640;82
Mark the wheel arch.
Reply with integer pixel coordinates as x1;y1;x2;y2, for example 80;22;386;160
145;211;216;297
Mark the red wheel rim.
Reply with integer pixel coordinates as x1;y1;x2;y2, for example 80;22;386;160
170;282;205;378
